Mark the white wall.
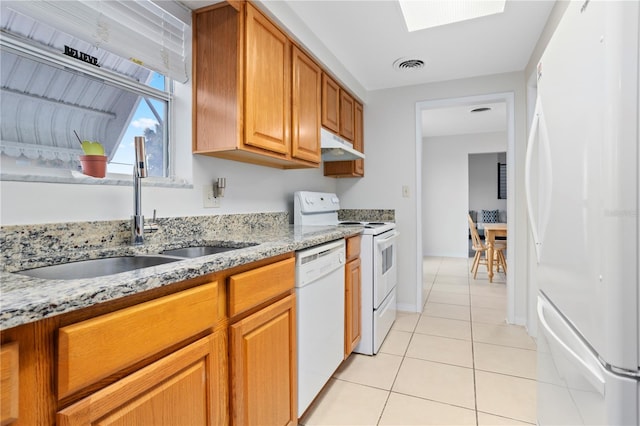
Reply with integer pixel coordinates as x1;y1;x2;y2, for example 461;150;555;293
422;133;507;258
338;72;529;321
0;76;338;225
468;152;508;214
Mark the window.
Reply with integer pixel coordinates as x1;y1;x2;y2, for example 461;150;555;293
498;162;507;199
0;1;190;183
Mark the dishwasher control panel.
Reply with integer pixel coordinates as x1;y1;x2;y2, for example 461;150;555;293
295;239;345;287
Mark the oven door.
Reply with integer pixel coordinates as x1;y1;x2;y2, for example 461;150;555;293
373;230;399;308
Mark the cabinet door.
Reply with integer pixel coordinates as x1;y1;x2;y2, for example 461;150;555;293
339;90;355;141
353;102;364;176
345;258;362;357
230;294;297;426
321;74;340;133
291;46;321;164
57;333;226;426
244;4;291;156
0;342;19;425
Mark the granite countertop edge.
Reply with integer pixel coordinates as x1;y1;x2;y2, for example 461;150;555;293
0;225;362;331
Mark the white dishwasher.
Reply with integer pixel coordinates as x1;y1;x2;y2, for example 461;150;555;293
295;239;345;418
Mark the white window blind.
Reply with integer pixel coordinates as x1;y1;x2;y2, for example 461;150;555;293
3;0;191;83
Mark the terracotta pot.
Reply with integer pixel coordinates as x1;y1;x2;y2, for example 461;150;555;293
79;155;107;178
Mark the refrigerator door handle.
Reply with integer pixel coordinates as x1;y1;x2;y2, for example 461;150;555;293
525;95;553;263
538;294;605;395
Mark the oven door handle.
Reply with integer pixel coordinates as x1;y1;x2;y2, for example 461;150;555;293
376;231;399;246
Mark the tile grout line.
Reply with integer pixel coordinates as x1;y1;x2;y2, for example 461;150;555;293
468;256;481;426
375;279;429;426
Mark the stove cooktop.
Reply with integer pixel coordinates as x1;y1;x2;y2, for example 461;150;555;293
339;221;396;235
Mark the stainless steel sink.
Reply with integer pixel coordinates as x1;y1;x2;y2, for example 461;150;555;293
17;256;181;280
161;243;257;258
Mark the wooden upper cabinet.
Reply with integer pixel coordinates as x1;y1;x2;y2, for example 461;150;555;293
339;90;355;142
291;46;322;164
244;4;290;155
193;2;319;169
193;4;239;153
353;101;364;176
321;73;340;133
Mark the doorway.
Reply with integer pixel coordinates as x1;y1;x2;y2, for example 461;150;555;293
415;93;516;323
468;152;507;255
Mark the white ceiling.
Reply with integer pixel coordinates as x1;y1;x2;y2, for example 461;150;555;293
422;102;507;137
280;0;554;91
182;0;555;136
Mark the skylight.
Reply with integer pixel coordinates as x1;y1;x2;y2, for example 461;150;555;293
398;0;506;32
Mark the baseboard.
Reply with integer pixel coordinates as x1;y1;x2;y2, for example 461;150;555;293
397;302;420;313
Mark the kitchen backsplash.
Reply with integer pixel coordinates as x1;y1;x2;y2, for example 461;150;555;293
338;209;395;222
0;212;288;272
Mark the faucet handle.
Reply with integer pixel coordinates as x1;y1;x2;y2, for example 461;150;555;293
145;209;159;233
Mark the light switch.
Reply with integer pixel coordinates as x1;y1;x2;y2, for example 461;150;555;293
402;185;410;198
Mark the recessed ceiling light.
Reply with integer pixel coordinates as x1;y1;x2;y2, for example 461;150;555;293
393;57;426;71
398;0;506;32
470;107;492;113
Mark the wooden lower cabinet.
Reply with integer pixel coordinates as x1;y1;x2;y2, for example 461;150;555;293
57;282;219;400
345;257;362;357
230;294;297;426
344;235;362;357
0;342;19;425
1;253;297;425
57;332;226;425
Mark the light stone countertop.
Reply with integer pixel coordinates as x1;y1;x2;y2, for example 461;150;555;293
0;224;362;331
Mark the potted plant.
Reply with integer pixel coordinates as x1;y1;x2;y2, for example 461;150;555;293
75;131;106;178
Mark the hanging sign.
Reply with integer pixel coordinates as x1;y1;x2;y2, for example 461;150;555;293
63;45;100;68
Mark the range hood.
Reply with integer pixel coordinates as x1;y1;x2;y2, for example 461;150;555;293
321;128;365;162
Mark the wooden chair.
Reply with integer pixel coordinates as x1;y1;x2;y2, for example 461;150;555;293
467;214;507;279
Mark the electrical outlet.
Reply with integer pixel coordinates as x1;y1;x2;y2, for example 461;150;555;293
203;185;221;208
402;185;410;198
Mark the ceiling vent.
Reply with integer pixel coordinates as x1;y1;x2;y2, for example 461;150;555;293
470;107;492;113
393;57;425;71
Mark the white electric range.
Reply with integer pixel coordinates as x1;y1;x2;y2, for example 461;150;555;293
294;191;398;356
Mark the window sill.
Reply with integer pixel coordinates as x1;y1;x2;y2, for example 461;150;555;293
1;171;193;189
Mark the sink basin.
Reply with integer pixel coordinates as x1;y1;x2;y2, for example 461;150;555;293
161;243;257;258
17;256;181;280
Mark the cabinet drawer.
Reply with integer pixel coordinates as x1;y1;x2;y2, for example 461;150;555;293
58;282;218;399
346;235;361;261
228;258;295;317
1;342;19;425
57;333;223;425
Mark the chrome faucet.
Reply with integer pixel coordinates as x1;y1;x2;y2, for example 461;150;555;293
132;136;157;245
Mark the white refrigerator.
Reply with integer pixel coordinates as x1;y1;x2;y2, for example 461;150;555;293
527;1;639;425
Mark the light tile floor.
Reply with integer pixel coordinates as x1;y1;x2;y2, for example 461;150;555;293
299;256;537;426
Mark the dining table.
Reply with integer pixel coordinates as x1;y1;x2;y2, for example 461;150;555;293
483;223;507;283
